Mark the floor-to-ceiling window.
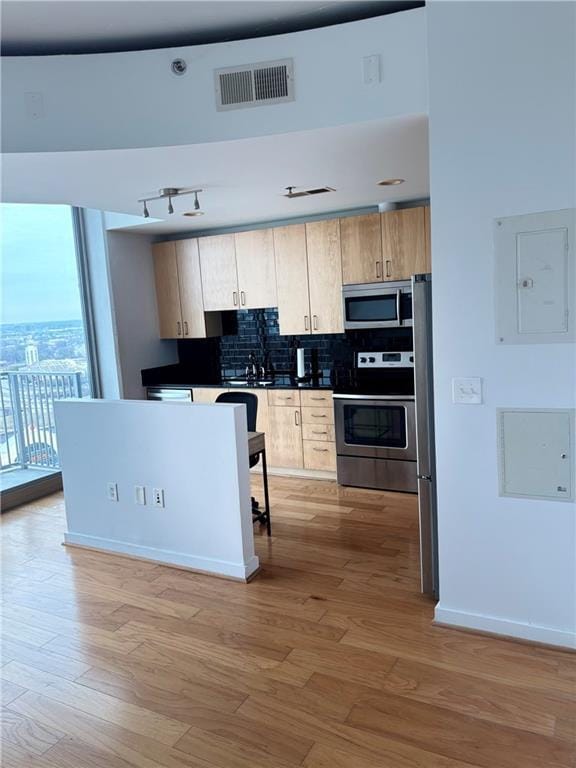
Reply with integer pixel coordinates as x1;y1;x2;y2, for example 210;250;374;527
0;204;94;504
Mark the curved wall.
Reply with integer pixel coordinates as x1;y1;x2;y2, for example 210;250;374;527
1;8;427;153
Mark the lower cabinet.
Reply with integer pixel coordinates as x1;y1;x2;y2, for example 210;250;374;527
267;405;303;469
303;440;337;472
192;388;229;403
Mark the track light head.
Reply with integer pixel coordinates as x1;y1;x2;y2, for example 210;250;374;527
143;201;149;218
194;192;200;211
168;197;174;215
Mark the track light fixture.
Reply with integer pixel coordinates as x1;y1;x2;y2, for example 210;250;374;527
137;187;204;218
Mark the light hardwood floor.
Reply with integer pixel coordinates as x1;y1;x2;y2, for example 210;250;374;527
1;476;574;768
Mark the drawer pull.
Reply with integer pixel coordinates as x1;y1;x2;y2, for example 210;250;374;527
312;430;327;434
310;397;326;401
311;414;327;418
313;447;329;452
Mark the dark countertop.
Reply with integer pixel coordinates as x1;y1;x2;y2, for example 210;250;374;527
145;378;333;391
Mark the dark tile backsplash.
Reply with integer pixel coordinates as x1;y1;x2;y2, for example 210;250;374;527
175;308;413;383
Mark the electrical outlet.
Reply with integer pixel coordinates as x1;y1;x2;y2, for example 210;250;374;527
134;486;146;505
152;488;164;508
107;482;118;502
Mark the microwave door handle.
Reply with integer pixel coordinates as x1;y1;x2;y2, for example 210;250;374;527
396;289;402;325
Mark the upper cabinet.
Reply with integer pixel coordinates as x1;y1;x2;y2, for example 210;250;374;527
305;219;344;334
341;213;383;285
153;240;221;339
273;224;311;336
153;242;183;339
273;220;344;336
199;230;277;312
234;229;277;309
152;205;431;339
198;234;238;311
381;206;430;281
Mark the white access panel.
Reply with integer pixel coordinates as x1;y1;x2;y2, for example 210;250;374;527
495;209;575;344
497;409;574;502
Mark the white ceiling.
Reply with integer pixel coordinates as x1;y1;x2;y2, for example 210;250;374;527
1;115;429;234
1;0;422;55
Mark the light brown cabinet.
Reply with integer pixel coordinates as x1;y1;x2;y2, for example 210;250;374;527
303;440;336;472
234;229;277;309
274;221;344;337
340;213;383;285
153;240;221;339
192;388;229;403
199;230;277;312
198;235;238;311
273;224;311;336
306;219;344;334
381;206;430;281
267;405;303;469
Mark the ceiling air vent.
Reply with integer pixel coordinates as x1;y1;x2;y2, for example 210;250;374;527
284;187;336;199
215;59;294;111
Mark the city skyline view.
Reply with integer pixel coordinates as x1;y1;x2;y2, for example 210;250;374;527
1;203;83;324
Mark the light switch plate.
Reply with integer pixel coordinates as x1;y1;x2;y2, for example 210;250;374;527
452;377;483;404
362;54;381;84
107;482;118;502
134;486;146;505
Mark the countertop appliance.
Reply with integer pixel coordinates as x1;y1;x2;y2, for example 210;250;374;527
342;279;413;330
147;387;192;401
334;274;438;598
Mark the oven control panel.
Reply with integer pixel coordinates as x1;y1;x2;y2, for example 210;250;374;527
357;351;414;368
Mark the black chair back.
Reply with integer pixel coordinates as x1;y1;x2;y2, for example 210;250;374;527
216;391;258;432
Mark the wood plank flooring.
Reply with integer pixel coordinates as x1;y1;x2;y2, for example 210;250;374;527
1;476;574;768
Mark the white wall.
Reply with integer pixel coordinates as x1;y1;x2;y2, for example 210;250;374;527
1;9;427;153
427;1;576;647
105;230;177;399
55;399;257;580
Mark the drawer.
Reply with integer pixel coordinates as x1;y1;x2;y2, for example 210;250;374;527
268;389;301;407
301;406;334;425
300;390;333;408
302;423;335;442
303;440;336;472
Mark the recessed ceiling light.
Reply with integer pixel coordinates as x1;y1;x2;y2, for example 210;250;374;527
183;211;204;217
378;178;405;186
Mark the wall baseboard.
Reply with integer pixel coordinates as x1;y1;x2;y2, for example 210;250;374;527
435;604;576;650
64;532;259;581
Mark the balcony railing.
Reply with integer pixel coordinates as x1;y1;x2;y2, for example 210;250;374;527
0;372;82;472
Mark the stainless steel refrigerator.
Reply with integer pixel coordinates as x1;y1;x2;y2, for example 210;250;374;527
412;274;439;599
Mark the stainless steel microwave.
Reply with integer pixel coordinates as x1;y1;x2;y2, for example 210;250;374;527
342;280;413;330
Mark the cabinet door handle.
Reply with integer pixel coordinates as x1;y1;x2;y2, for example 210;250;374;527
240;291;246;306
184;321;189;336
294;410;300;426
376;261;382;279
313;315;318;330
177;321;182;336
385;260;392;278
233;291;238;306
304;315;309;331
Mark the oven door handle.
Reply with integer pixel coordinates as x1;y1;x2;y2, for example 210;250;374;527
396;289;402;326
332;394;415;401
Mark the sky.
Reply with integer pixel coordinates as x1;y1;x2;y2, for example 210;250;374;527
0;204;83;324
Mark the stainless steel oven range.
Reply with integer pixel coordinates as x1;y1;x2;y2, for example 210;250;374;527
334;351;417;493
